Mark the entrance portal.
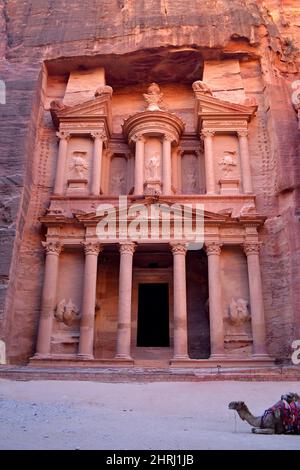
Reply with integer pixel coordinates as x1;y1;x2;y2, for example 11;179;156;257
137;283;170;347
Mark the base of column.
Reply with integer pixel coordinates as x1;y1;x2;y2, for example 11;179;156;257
209;353;226;360
115;354;133;361
77;353;94;360
32;353;52;360
251;353;272;360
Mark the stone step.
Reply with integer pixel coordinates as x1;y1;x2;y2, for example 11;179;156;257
0;365;299;383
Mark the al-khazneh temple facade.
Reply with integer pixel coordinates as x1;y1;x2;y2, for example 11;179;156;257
0;1;299;372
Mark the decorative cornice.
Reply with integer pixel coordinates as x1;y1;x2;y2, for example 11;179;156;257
205;241;222;256
81;241;103;255
42;240;62;255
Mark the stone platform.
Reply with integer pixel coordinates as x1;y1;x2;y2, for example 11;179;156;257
0;365;299;383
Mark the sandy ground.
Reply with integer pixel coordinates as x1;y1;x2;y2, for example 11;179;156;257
0;379;299;450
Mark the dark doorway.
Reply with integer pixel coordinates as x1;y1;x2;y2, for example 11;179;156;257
137;283;170;347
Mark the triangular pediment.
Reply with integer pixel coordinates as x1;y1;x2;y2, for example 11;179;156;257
195;93;257;118
50;94;112;132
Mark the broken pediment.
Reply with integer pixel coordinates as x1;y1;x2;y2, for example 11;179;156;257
50;93;113;135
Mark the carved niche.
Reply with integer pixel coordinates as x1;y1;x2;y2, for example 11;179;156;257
181;153;199;194
109;155;127;195
225;297;252;354
67;151;89;194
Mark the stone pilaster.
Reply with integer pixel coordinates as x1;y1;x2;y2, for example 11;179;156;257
78;241;102;359
162;134;173;195
35;241;62;356
243;242;268;356
238;130;253;194
91;131;106;196
201;130;216;194
171;242;189;360
133;133;145;195
54;131;70;195
205;241;225;357
115;242;136;359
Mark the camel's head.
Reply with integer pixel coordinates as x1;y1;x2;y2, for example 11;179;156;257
281;392;300;403
228;401;247;411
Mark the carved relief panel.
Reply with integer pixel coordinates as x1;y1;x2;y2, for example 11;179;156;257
213;134;241;194
109;155;128;195
181;152;203;194
66;136;93;194
144;136;162;194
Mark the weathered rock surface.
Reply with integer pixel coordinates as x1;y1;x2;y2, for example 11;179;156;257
0;0;299;363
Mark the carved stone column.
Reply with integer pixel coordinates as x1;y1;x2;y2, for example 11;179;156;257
238;130;253;194
91;131;106;196
78;241;102;359
133;134;145;195
244;243;268;356
115;242;135;359
162;134;173;195
54;131;70;195
35;241;62;356
205;242;225;357
201;130;216;194
171;242;189;360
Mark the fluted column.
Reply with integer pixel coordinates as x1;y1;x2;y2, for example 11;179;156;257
162;134;173;195
171;243;189;360
133;134;145;195
205;242;225;357
238;130;253;194
201;130;216;194
54;131;70;195
115;242;135;359
244;243;268;356
78;241;102;359
36;241;62;356
91;131;106;196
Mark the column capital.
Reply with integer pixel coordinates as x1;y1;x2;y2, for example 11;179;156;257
119;242;136;255
201;129;215;139
42;240;63;255
170;242;188;255
237;130;249;138
205;241;222;256
243;242;262;256
81;241;103;255
91;130;107;141
132;133;145;143
56;131;70;141
163;133;173;143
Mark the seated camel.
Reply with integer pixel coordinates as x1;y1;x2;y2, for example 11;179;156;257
229;392;300;434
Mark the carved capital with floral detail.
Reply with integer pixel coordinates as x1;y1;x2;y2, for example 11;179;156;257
243;242;261;256
163;133;174;143
132;133;145;143
91;130;107;141
119;242;136;255
56;131;70;141
81;241;103;255
42;240;63;255
237;130;249;138
201;129;215;139
170;242;188;255
205;241;222;256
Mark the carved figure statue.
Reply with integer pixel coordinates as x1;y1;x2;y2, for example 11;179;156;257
239;203;257;216
143;83;164;111
218;151;237;175
70;152;88;178
228;298;250;326
192;80;213;95
146;155;160;179
229;393;300;434
111;172;126;193
186;170;197;191
55;299;81;326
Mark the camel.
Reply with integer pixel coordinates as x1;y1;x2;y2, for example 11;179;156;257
229;393;300;434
